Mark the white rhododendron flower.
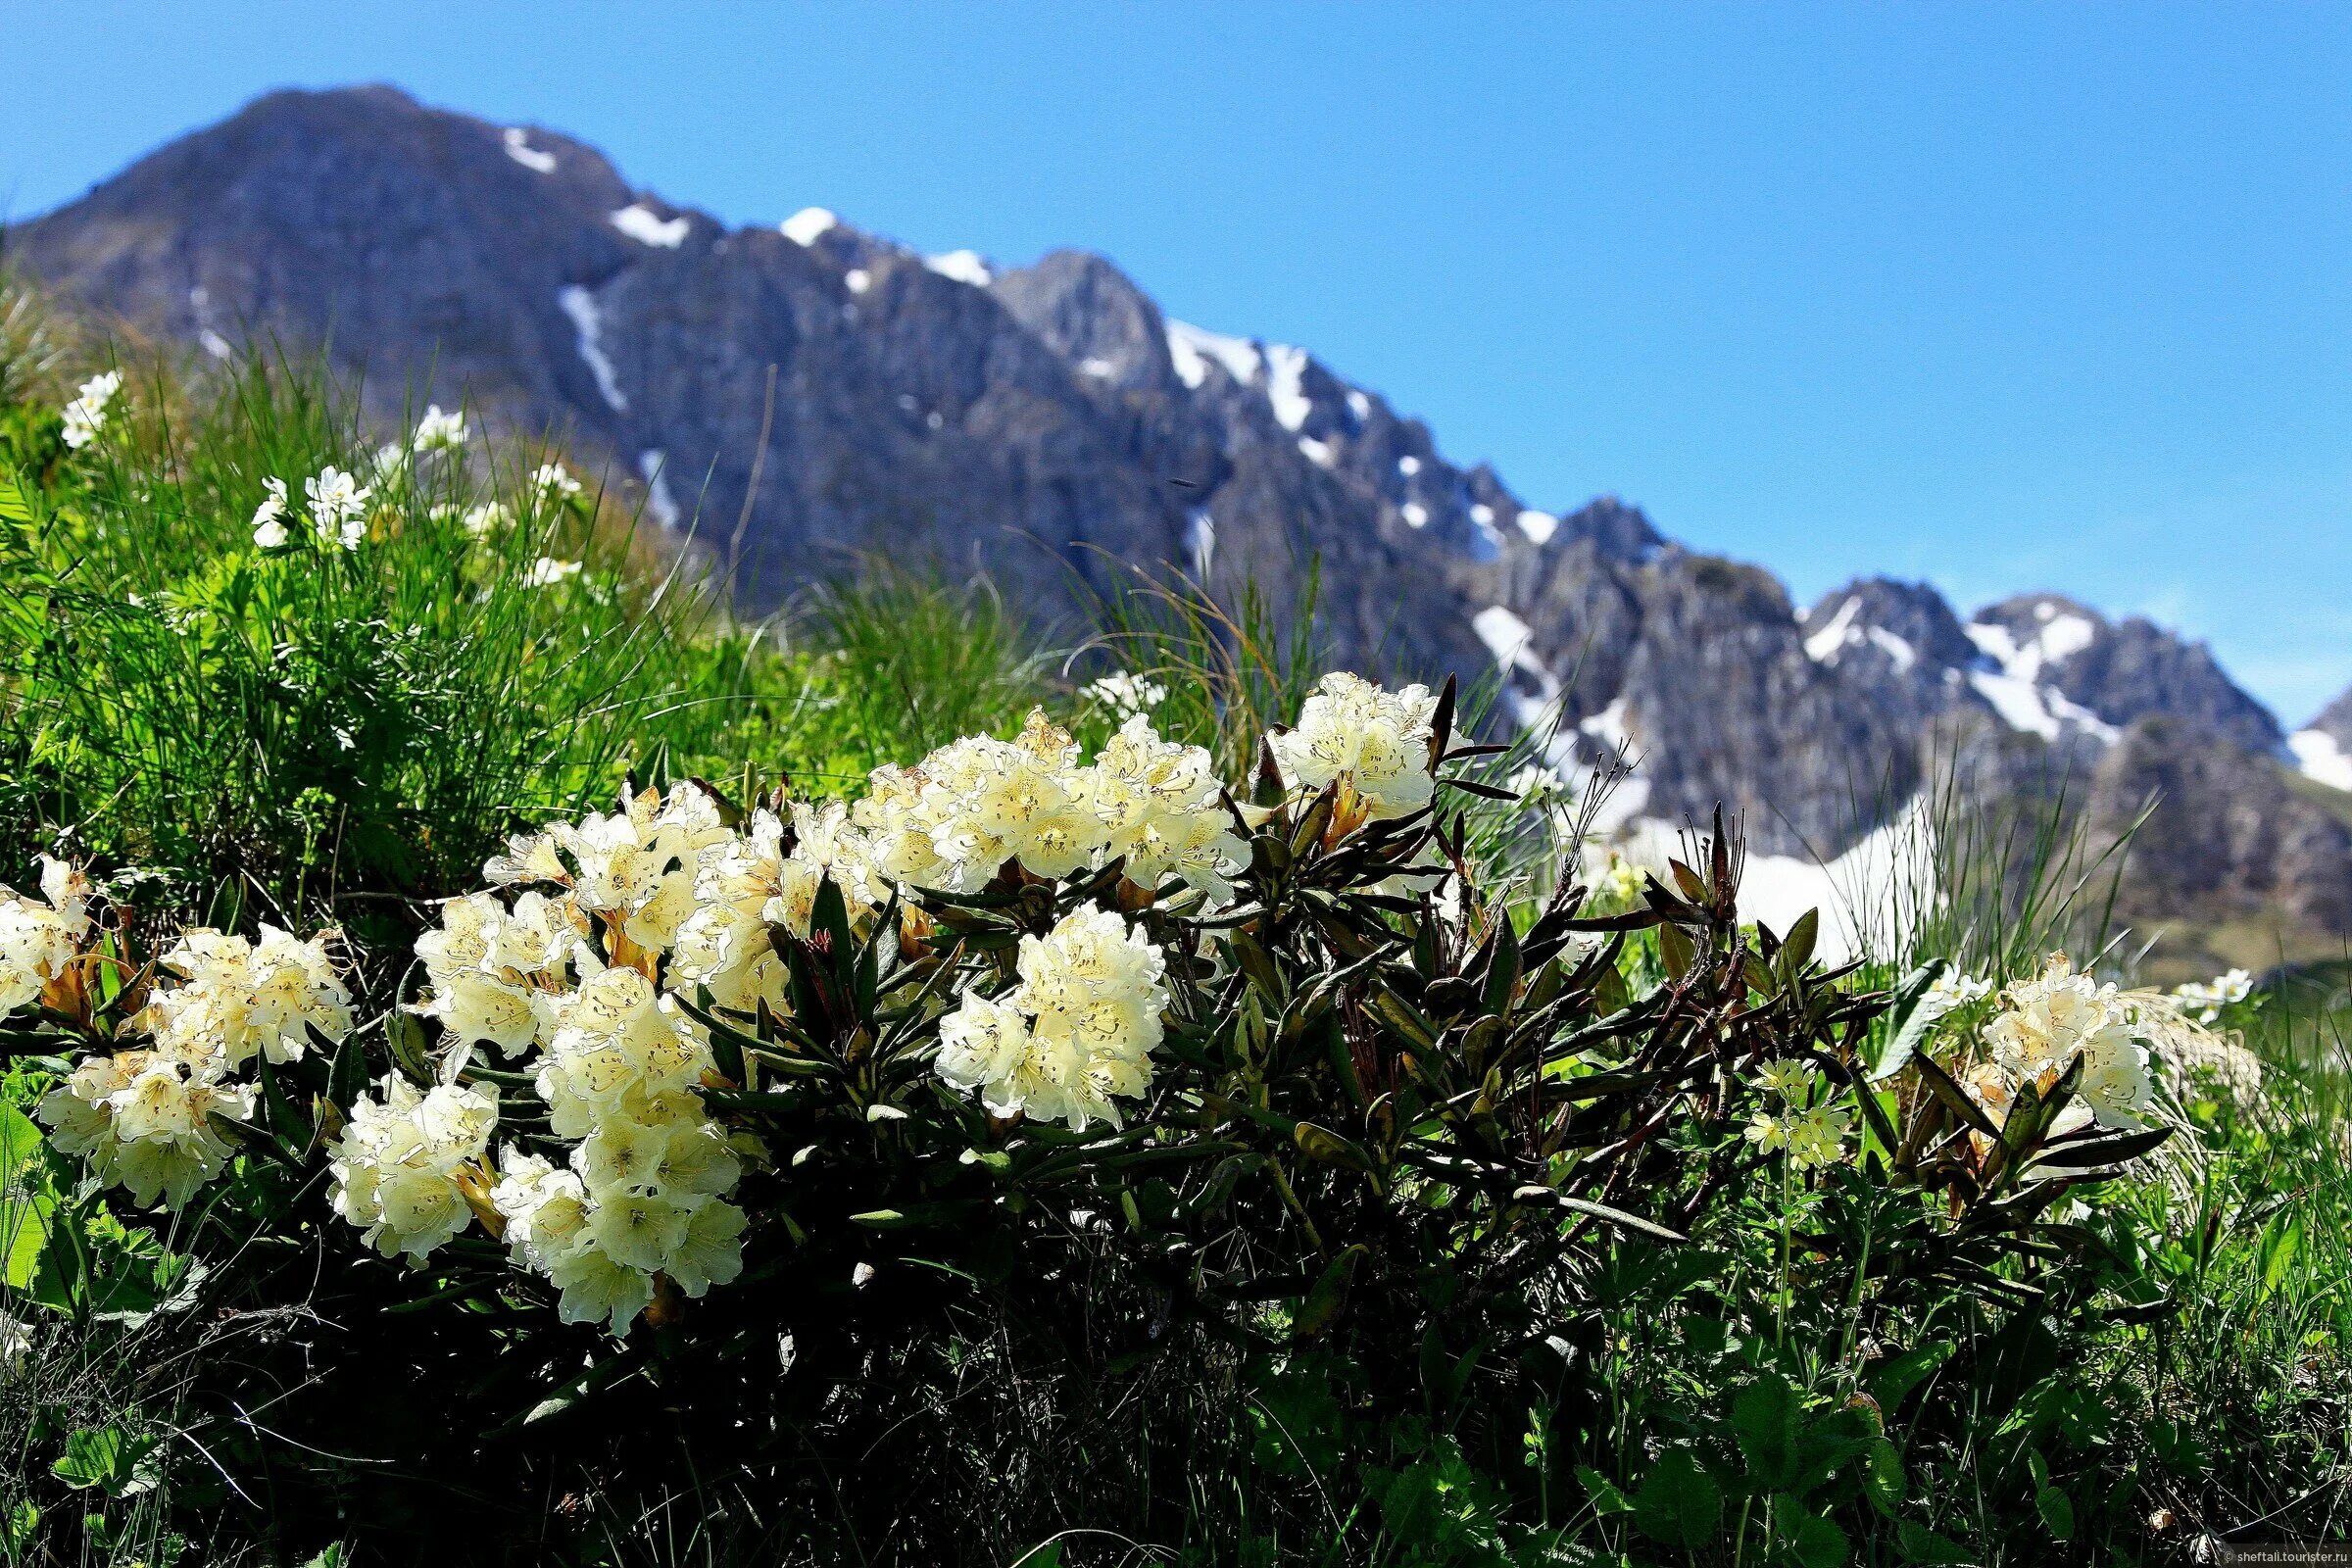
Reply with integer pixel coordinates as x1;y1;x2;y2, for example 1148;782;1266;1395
1091;715;1247;904
328;1076;499;1260
304;466;372;549
144;924;353;1070
531;463;582;501
59;370;121;450
856;710;1239;902
1269;673;1441;821
535;965;713;1137
39;1050;253;1209
670;800;880;1014
852;763;954;891
550;785;731;955
505;962;745;1332
1920;967;1992;1022
525;557;582;587
0;856;94;1013
412;404;468;452
1086;671;1167;716
409;890;584;1064
915;711;1106;888
936;906;1169;1131
251;476;291;548
1977;955;2153;1131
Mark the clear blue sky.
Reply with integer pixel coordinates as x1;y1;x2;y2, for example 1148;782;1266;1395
6;3;2346;719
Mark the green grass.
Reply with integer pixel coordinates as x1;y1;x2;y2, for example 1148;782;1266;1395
0;302;1059;948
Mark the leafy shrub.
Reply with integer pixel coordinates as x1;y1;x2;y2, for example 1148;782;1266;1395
3;642;2282;1565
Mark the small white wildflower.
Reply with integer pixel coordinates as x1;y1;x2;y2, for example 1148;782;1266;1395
525;557;583;588
1086;671;1167;716
531;463;582;501
2172;967;2254;1025
0;1311;30;1370
462;501;512;537
304;466;372;549
251;477;291;548
412;404;468;453
60;370;122;450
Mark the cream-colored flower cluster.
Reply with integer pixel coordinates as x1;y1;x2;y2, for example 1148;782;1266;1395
41;1049;254;1209
23;677;1443;1330
856;710;1246;901
671;800;884;1016
1269;672;1442;822
329;1075;499;1259
392;784;775;1329
1971;955;2154;1132
1740;1056;1852;1171
937;906;1170;1132
144;925;355;1069
499;965;747;1332
12;874;355;1210
0;856;93;1013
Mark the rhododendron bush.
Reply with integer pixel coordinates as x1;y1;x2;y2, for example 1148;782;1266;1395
1;668;2214;1558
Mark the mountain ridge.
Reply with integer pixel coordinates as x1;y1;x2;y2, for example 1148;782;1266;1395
14;84;2349;962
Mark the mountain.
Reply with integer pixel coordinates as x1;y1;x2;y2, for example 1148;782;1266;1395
14;85;2349;964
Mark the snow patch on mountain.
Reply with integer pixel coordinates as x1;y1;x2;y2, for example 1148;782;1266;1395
1804;596;1862;663
556;286;627;414
502;128;557;173
2290;728;2352;792
780;207;838;246
638;450;681;531
1964;614;2118;743
1265;344;1312;432
1185;509;1215;578
923;250;994;286
610;204;690;248
1164;320;1262;391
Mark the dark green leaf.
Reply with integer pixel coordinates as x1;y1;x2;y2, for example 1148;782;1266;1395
1633;1448;1721;1550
